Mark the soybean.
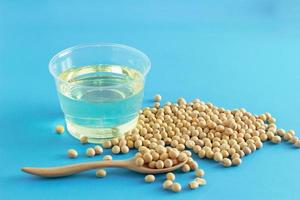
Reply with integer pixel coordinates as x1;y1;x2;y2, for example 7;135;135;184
86;148;96;157
55;125;65;134
195;168;205;177
103;155;113;161
154;94;162;102
145;174;155;183
171;182;182;192
94;145;103;154
163;180;173;189
188;181;199;189
67;149;78;158
96;169;106;177
166;172;175;181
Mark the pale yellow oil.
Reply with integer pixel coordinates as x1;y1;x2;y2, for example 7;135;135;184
57;64;144;143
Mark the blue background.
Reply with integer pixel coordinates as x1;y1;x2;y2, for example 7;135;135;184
1;0;300;199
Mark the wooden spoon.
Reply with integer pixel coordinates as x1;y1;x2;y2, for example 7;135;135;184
21;158;188;178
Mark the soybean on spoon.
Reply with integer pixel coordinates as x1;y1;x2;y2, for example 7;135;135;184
21;158;188;178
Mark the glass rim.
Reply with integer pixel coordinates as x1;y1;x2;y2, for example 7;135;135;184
48;42;151;87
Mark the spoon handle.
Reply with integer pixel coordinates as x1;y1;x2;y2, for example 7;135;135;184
21;160;128;178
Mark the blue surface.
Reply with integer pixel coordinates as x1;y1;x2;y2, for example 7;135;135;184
1;0;300;199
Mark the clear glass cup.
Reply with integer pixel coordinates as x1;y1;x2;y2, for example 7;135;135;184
49;43;151;143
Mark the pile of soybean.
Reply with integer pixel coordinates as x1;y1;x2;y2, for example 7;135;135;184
61;95;299;192
103;96;299;165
